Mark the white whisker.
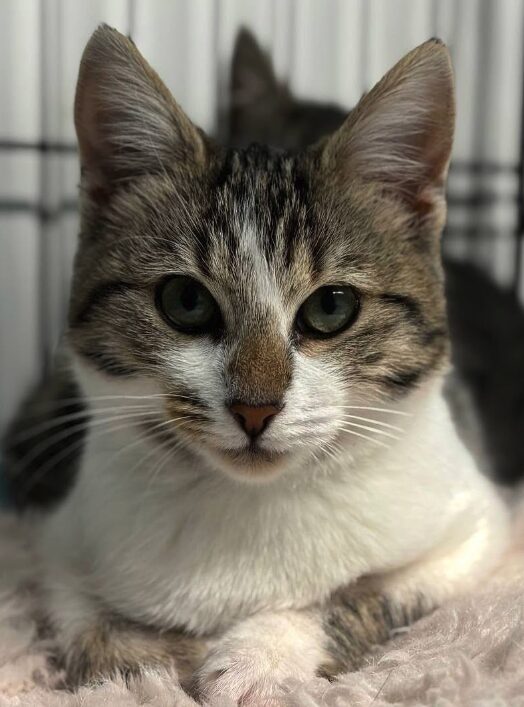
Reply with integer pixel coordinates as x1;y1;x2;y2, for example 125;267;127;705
338;427;390;449
11;410;162;478
10;404;160;444
338;420;401;441
329;405;412;416
20;415;167;495
337;414;404;433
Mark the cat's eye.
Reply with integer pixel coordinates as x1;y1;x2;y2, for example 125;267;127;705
156;276;220;334
297;286;359;337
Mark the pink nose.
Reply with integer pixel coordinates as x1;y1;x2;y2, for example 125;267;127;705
229;403;281;438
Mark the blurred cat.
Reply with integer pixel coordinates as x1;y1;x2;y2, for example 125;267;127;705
226;27;524;485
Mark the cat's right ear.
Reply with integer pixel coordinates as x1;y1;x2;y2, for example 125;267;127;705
75;25;207;201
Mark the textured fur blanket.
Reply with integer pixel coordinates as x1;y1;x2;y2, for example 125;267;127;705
0;501;523;707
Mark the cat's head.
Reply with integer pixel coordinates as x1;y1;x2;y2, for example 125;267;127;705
69;25;454;481
228;28;347;150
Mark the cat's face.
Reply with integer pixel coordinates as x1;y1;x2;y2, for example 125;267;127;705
69;27;454;481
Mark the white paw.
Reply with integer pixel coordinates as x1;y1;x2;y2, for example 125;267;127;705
196;612;327;706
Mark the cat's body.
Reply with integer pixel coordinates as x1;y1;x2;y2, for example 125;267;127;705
2;26;510;704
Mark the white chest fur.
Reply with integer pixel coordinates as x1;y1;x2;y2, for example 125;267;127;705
40;386;504;635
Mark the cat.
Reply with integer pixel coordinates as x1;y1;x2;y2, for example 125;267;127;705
7;26;511;704
227;28;524;486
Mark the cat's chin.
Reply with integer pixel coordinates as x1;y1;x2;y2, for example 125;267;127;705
205;445;291;481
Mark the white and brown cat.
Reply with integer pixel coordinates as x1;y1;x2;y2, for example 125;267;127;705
28;26;509;704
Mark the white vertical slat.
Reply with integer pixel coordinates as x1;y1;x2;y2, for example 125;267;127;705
366;0;434;87
0;217;40;433
60;0;130;143
290;0;341;101
40;0;67;361
0;0;41;139
134;0;218;133
446;0;482;164
333;0;365;108
477;2;523;286
217;0;276;55
0;0;41;432
216;0;277;120
270;0;294;81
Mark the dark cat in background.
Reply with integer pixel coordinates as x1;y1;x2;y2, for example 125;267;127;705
227;28;524;485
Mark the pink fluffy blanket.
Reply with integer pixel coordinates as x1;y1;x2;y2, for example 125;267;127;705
0;500;523;707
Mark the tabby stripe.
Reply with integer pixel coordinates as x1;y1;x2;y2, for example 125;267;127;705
320;590;429;677
379;293;448;346
170;393;210;411
71;281;140;326
77;349;138;377
193;226;213;278
378;292;425;327
381;368;425;390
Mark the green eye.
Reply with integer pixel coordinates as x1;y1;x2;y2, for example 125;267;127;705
156;276;220;334
297;286;359;336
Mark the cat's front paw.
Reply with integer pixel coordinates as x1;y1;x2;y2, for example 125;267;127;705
63;622;207;688
196;612;327;706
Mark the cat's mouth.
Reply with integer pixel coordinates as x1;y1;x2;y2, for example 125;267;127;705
212;443;289;475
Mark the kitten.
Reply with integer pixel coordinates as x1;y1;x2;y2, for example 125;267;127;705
25;26;513;704
227;29;524;485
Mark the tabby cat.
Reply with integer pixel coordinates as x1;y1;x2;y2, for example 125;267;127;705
7;26;511;704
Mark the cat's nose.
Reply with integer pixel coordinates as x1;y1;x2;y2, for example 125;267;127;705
229;402;282;438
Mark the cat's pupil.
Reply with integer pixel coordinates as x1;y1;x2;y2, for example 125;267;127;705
321;290;337;315
181;284;199;311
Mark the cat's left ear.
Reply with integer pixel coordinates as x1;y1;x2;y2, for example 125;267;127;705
320;39;455;223
75;25;208;200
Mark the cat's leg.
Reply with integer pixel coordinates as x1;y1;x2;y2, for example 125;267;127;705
42;575;207;687
65;615;206;687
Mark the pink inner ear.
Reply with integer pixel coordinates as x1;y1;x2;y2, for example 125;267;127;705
412;183;445;220
75;72;112;197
